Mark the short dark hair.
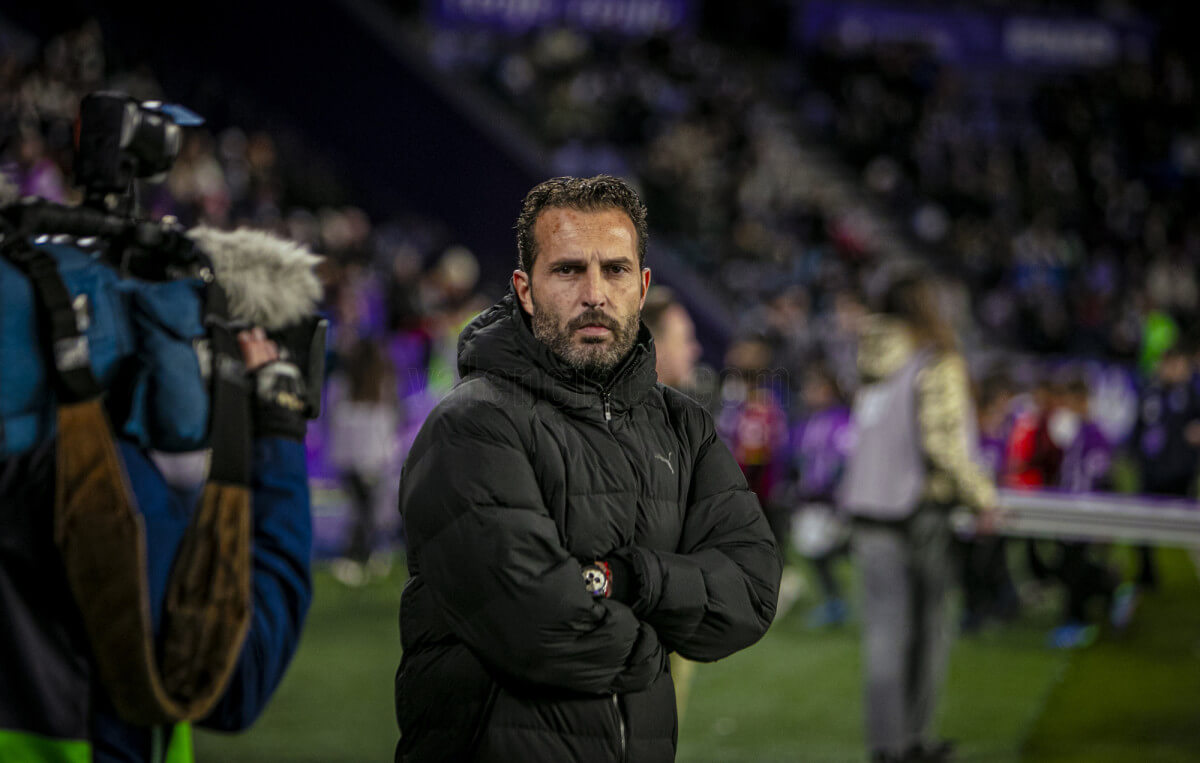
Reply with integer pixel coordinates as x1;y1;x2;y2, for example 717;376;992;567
515;175;648;273
977;372;1013;409
878;271;956;353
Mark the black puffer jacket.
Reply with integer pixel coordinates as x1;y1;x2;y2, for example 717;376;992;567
395;293;781;762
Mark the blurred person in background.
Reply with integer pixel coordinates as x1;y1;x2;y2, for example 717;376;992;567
1004;377;1063;492
839;272;996;763
1131;343;1200;592
717;336;796;611
328;337;402;586
423;245;488;395
641;285;703;722
1004;377;1066;604
641;286;701;394
960;374;1019;633
1041;376;1122;647
783;362;855;629
717;336;790;549
394;175;780;762
1056;377;1114;495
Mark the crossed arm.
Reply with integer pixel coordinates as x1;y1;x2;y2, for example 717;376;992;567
402;400;781;695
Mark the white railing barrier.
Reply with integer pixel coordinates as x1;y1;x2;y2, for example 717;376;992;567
952;490;1200;548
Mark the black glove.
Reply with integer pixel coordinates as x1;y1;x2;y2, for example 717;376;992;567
251;359;309;441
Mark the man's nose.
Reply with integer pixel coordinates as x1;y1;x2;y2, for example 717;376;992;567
580;267;606;308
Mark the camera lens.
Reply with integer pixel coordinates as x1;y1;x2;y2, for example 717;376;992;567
125;107;182;178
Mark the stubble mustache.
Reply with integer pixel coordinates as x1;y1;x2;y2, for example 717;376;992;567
567;310;619;335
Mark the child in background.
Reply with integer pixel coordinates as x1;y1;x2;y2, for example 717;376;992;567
1045;376;1122;647
1004;377;1064;490
784;363;856;628
1005;377;1066;602
328;338;402;585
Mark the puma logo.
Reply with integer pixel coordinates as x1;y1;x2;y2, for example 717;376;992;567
654;452;674;474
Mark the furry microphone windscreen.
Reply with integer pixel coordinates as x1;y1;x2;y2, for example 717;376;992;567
187;226;323;330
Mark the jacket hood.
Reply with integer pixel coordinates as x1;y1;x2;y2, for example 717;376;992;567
457;290;658;416
857;315;917;383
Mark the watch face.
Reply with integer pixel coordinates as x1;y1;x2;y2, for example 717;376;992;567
583;565;607;595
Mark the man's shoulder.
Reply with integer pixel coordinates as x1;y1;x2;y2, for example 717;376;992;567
423;373;531;437
443;372;525;405
654;383;716;438
656;382;702;410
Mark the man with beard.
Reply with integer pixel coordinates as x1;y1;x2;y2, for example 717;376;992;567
394;175;781;763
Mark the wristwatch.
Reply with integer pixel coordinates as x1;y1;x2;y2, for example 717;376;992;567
581;562;612;598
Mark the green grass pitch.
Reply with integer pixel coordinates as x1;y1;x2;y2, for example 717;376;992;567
195;547;1200;762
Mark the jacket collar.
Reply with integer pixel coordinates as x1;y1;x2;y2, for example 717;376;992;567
457;290;658;417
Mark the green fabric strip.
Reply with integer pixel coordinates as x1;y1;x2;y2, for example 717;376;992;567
0;728;91;763
165;722;194;763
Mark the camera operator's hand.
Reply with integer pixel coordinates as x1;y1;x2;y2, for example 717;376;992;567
238;327;308;442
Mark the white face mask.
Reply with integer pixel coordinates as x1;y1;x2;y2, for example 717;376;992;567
1048;408;1082;448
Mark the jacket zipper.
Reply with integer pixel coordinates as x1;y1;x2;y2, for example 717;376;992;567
598;341;644;424
611;693;627;762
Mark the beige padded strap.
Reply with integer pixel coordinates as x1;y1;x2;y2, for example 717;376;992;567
53;400;252;724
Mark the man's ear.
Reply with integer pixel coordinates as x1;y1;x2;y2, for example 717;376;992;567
513;269;534;315
639;268;652;309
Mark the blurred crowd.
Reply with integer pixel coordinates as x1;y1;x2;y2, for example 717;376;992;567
412;10;1200;369
6;9;1200;604
416;23;869;321
803;39;1200;364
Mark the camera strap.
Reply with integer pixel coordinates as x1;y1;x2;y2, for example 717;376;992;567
151;278;255;722
1;238;102;402
203;283;253;486
1;235;254;725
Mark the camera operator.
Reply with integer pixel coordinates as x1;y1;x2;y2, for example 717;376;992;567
0;94;320;763
0;324;314;763
0;326;314;763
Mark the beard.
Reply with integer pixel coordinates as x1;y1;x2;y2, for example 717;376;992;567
531;303;641;378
